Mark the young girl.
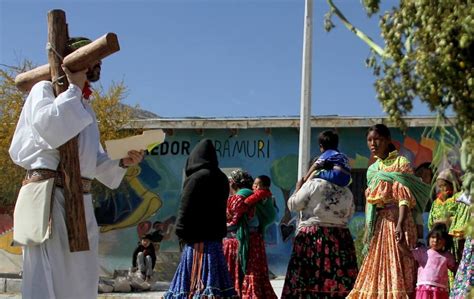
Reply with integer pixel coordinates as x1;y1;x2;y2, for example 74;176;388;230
428;169;459;230
400;223;457;299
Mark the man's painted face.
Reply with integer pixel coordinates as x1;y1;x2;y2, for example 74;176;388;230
86;61;102;82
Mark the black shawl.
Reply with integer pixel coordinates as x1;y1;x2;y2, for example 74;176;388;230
175;139;229;244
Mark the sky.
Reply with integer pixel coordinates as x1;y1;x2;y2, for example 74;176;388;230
0;0;434;118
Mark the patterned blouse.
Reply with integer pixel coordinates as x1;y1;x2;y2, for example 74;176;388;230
365;150;416;208
288;178;354;232
226;190;258;230
428;195;457;230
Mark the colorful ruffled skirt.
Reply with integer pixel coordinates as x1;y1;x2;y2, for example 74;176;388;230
281;225;358;299
223;231;277;299
163;241;237;299
451;237;474;299
347;207;417;299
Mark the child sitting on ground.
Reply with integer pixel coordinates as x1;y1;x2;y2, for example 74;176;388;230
131;234;156;282
303;130;351;187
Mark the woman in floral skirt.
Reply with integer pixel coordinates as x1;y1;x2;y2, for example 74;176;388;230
223;169;277;299
281;130;358;298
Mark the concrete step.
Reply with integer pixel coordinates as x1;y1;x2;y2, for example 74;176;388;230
0;278;286;299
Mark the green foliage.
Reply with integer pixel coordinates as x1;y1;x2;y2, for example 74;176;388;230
372;1;473;134
353;227;366;267
327;0;473;134
0;62;33;210
326;1;474;243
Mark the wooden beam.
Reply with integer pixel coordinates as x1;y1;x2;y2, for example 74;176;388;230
15;33;120;92
47;9;89;252
125;116;455;129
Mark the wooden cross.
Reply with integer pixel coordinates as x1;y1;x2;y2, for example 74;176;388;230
15;9;120;252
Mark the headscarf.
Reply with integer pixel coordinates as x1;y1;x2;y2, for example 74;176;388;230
65;37;94;99
66;37;92;53
437;169;461;192
230;169;254;190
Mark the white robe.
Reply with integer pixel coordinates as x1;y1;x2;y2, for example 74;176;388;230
9;81;127;299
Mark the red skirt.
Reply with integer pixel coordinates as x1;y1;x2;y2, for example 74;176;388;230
223;231;277;299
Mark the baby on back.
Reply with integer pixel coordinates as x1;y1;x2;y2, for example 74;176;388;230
305;130;351;187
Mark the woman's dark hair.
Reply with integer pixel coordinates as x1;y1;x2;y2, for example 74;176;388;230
318;130;339;151
367;124;396;152
367;124;391;138
257;175;271;188
230;169;254;189
427;223;453;252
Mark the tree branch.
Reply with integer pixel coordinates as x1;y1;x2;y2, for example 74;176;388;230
326;0;389;59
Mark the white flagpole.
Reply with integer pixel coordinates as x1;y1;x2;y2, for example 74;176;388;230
298;0;313;180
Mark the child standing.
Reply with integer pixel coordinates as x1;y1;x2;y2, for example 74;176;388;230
428;169;459;230
303;130;351;187
132;234;156;282
400;223;457;299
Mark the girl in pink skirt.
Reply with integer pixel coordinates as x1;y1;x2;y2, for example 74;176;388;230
400;223;457;299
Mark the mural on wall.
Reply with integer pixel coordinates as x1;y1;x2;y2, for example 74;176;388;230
269;155;298;242
95;164;162;233
0;126;461;277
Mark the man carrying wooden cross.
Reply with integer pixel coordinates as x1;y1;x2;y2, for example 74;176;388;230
9;35;144;298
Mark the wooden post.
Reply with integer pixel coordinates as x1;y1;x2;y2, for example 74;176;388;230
47;9;89;252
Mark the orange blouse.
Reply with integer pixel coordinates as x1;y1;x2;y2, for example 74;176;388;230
365;151;416;208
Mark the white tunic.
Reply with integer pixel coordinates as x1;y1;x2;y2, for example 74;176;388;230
9;81;127;299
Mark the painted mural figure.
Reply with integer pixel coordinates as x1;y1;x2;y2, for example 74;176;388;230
281;130;358;298
131;234;156;282
398;223;457;299
8;37;144;299
223;170;277;299
164;139;237;298
348;124;430;299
